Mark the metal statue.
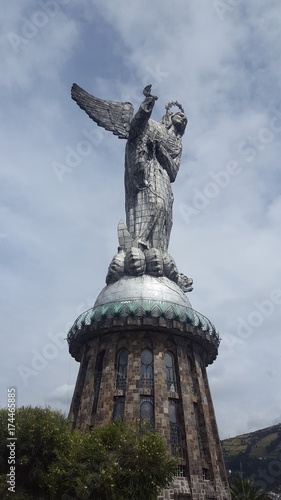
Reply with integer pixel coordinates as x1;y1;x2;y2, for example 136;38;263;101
71;84;192;292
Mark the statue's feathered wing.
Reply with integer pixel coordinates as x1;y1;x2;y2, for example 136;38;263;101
71;83;134;139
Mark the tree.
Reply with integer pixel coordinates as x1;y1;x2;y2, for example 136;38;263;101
230;476;272;500
0;406;71;499
0;407;177;499
48;420;177;500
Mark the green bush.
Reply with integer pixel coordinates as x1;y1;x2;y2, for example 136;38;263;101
0;407;177;500
48;420;177;500
0;406;71;499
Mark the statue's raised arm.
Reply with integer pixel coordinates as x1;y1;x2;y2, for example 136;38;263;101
71;83;192;292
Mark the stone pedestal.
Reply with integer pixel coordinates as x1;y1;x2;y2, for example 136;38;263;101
68;276;230;500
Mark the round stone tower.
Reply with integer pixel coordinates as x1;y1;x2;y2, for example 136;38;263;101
68;82;230;499
68;275;230;499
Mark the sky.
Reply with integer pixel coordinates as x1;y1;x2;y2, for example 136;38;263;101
1;0;281;440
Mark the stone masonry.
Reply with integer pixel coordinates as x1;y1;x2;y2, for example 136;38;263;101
68;299;230;500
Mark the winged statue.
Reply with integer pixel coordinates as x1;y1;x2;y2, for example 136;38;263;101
71;83;193;292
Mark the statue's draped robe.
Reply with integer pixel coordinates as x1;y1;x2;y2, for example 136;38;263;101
125;101;182;252
70;83;192;291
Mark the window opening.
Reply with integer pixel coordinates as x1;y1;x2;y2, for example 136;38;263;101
169;399;184;458
202;468;209;480
175;465;186;477
116;348;128;391
140;395;154;427
113;396;125;421
164;351;177;392
140;348;154;389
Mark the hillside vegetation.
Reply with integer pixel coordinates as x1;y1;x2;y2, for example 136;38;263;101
222;423;281;493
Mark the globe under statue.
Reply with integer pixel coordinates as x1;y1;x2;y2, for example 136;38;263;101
71;83;193;292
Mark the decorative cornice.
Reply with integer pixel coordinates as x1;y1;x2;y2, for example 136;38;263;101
67;299;220;362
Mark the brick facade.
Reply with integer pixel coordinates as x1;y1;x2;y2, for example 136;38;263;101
69;319;230;499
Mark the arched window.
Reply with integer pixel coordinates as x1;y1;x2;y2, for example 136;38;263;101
164;351;177;392
169;399;184;457
113;396;125;421
140;396;154;426
116;348;128;390
92;350;105;418
140;348;154;389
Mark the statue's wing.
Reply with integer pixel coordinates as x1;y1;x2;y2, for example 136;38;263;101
71;83;134;139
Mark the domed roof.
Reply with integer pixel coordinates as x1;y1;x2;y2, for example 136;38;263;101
68;275;220;364
95;275;192;309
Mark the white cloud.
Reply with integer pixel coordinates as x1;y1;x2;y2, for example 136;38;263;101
1;0;281;441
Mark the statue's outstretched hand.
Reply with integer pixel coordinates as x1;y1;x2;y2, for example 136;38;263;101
143;84;158;101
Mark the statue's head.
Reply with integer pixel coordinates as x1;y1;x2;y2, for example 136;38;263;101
161;101;187;135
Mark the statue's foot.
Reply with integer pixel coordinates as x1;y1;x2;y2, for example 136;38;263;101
177;273;193;293
124;247;146;276
106;249;125;285
145;248;164;276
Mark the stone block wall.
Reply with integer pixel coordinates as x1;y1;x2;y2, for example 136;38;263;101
68;324;230;499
